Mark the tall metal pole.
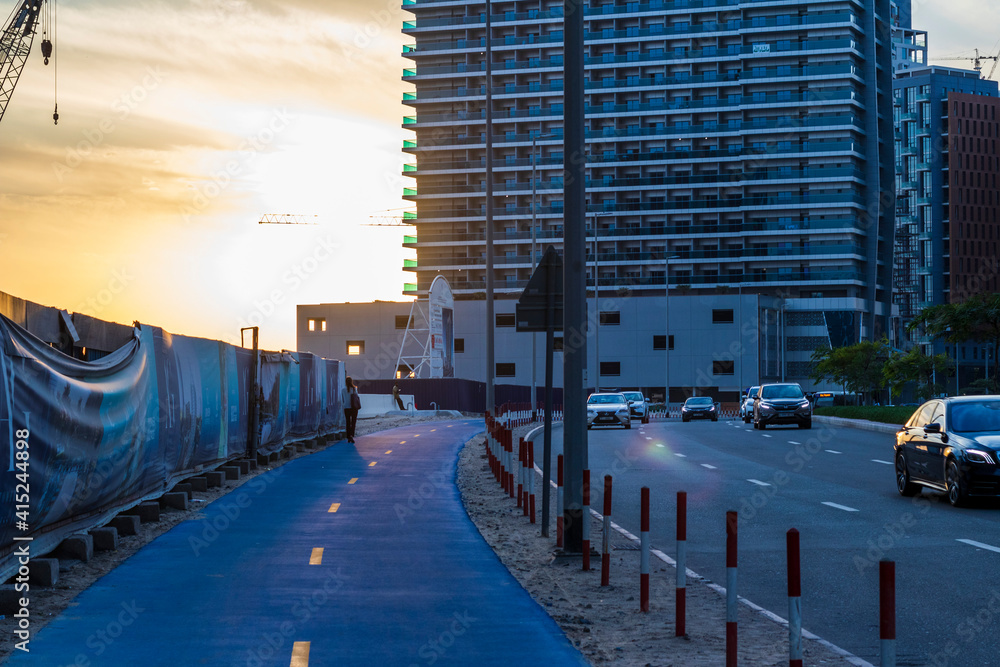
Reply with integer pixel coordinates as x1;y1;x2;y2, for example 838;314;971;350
562;0;587;554
738;283;743;395
593;221;599;390
484;1;496;414
531;136;538;415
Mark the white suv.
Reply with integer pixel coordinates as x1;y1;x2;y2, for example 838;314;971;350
622;391;649;424
740;386;760;423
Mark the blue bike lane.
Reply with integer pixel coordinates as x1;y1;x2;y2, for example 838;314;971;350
11;419;587;666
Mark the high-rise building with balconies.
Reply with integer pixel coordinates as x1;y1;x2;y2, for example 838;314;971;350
326;0;899;395
892;66;999;388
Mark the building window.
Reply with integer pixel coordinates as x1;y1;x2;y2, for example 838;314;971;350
712;309;734;324
496;314;516;327
496;363;516;377
454;338;465;353
395;315;412;329
600;361;621;376
346;341;365;355
652;335;674;350
599;311;621;325
308;318;326;332
713;360;735;375
553;337;564;351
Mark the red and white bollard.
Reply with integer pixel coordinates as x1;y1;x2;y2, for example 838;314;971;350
506;430;516;499
880;560;896;667
726;511;738;667
556;454;564;548
527;441;536;524
601;475;612;586
517;438;528;514
582;469;591;571
676;491;687;637
640;486;650;611
787;528;802;667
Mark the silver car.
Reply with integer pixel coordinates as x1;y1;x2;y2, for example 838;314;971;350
587;393;632;429
622;391;649;423
740;386;760;423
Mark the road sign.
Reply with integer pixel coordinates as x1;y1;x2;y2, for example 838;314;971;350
516;245;563;332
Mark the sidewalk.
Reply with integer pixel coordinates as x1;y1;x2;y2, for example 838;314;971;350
9;419;587;666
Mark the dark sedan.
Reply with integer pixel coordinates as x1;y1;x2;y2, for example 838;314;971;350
681;396;717;422
894;396;1000;507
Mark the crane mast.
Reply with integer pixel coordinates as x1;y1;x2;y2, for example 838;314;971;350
0;0;49;125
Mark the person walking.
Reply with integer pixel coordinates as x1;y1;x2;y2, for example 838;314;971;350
343;376;360;443
393;382;405;410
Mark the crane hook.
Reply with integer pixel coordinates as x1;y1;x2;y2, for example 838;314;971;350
41;39;53;65
52;103;58;125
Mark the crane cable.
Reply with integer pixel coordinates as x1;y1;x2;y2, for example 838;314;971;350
40;0;57;123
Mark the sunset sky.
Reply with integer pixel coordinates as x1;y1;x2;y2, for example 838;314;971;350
0;0;994;352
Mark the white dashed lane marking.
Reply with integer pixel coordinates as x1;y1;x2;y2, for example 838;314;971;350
747;479;772;487
674;453;687;458
701;464;717;470
826;450;842;454
957;539;1000;554
788;441;801;445
871;459;893;466
822;502;859;513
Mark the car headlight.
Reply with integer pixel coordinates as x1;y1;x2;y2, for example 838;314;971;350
966;449;995;465
798;400;810;408
759;401;774;409
708;405;716;411
616;408;629;415
587;409;595;417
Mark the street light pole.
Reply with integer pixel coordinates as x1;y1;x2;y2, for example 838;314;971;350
664;253;679;412
531;135;538;415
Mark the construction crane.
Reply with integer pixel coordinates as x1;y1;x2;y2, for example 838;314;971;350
258;213;318;225
1;0;57;126
366;208;416;226
937;48;1000;79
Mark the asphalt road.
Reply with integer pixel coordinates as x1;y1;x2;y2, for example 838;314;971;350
534;417;1000;667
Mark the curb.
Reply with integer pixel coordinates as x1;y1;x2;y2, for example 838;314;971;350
813;415;901;435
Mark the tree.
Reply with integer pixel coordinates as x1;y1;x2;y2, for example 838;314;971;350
810;339;891;404
908;293;1000;388
883;346;951;400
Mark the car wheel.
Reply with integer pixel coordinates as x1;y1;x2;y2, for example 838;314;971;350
712;416;718;422
587;425;592;430
743;414;751;424
682;416;689;423
625;422;631;429
895;454;919;497
946;460;968;507
757;420;766;430
798;419;812;430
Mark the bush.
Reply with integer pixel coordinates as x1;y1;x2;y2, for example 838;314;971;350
814;405;917;425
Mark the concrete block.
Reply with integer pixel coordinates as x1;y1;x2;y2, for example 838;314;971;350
54;534;93;562
257;453;269;467
303;439;316;450
189;477;208;493
294;442;306;453
122;501;160;523
90;527;119;551
172;483;193;500
205;471;224;488
28;559;58;587
236;460;250;475
280;448;292;459
269;452;279;463
108;514;140;536
160;492;188;511
222;465;241;481
246;458;257;471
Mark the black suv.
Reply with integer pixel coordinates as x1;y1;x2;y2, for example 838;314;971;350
753;383;812;429
894;396;1000;507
